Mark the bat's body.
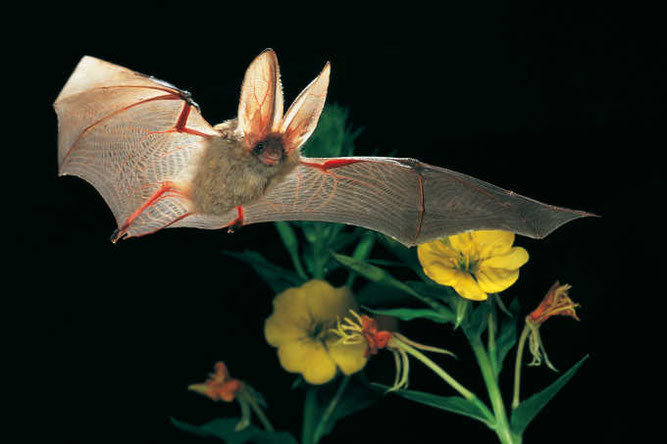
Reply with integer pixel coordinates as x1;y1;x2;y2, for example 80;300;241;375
54;50;591;246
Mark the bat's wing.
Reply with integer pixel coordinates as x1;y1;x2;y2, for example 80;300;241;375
54;56;219;240
240;156;592;246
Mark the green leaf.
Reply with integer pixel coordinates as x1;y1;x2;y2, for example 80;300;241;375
463;300;491;340
510;354;589;435
493;298;519;377
171;417;297;444
274;222;308;280
371;384;495;427
331;253;452;318
355;281;415;307
221;250;305;293
311;375;381;442
364;306;455;324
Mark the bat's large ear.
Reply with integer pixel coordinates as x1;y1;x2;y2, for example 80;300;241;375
280;62;330;153
238;49;284;149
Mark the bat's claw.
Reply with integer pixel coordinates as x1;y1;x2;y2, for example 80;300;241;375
110;228;127;243
227;223;242;234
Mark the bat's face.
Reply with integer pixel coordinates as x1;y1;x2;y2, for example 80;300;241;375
252;135;286;167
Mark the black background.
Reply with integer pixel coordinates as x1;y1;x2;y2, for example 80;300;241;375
13;2;662;443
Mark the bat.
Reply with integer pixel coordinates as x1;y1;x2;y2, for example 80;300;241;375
54;49;591;247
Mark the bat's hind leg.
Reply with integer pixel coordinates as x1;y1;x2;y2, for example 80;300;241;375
111;182;191;242
225;206;245;234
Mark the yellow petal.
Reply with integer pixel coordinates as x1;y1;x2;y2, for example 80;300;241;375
448;232;477;258
270;284;311;327
422;261;463;287
418;239;460;264
471;230;515;259
481;247;529;270
277;340;337;384
452;272;488;301
327;340;368;375
305;280;356;323
264;316;306;347
476;266;520;293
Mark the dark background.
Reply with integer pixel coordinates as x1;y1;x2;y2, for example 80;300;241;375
13;2;661;443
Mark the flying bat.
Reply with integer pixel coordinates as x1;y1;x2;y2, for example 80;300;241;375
54;49;591;247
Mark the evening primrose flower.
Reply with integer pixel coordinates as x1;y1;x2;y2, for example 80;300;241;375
264;280;368;385
417;230;529;301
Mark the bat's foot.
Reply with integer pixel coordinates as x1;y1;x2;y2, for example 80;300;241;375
226;205;245;234
227;222;242;234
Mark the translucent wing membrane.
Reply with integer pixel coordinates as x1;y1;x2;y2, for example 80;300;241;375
241;157;591;247
54;56;218;240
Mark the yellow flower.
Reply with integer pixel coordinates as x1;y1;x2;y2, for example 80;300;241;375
264;280;368;385
417;230;529;301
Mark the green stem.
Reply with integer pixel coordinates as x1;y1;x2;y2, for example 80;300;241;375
312;225;326;279
512;324;531;410
302;387;318;444
238;390;274;432
487;313;498;377
312;376;351;443
468;334;515;444
275;222;309;280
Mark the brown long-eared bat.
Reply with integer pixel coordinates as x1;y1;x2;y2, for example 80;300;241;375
54;49;591;246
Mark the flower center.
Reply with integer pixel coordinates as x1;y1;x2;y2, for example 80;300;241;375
457;251;478;273
309;321;335;343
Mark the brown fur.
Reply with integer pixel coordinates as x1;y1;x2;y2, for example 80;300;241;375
190;119;300;215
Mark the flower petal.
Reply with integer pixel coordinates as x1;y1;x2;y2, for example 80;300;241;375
481;247;529;270
271;284;312;327
453;272;488;301
327;340;368;375
277;340;337;384
264;317;306;347
305;280;356;323
476;266;520;293
448;232;477;259
471;230;515;259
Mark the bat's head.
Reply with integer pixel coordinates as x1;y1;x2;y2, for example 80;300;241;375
237;49;330;169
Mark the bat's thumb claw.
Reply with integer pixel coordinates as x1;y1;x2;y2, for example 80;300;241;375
110;228;127;243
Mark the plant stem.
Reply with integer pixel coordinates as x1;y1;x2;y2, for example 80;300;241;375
468;334;515;444
302;387;318;444
512;324;531;409
397;339;495;425
239;390;274;432
313;376;351;443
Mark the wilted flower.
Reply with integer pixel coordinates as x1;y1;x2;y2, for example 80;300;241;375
188;362;272;431
188;361;243;402
264;280;368;385
331;310;458;393
417;230;529;301
525;282;581;370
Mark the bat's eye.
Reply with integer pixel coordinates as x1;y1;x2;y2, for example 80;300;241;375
253;142;264;155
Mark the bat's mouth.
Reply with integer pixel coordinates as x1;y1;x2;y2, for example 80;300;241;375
260;147;283;166
253;138;285;166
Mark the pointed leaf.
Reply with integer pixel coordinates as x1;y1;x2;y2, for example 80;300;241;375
312;375;381;441
372;384;495;427
331;253;451;317
364;306;455;324
221;250;305;293
511;354;589;435
494;299;519;377
171;417;297;444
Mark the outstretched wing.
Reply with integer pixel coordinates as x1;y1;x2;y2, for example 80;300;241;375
54;56;218;240
240;156;592;246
